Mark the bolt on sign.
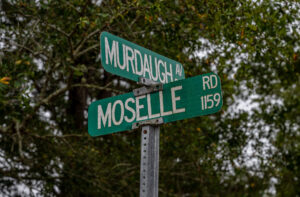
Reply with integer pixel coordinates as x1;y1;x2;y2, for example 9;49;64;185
100;31;185;83
88;72;222;137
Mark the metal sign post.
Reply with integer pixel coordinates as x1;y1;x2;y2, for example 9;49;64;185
132;78;163;197
140;125;159;197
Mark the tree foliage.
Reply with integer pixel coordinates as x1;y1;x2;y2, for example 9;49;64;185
0;0;300;196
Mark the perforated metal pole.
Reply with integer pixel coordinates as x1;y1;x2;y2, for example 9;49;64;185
134;78;161;197
140;125;160;197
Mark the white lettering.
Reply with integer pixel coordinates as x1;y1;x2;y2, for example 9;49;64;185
136;95;148;121
117;43;126;70
176;64;182;76
134;49;143;76
125;98;136;123
112;100;124;126
98;103;112;129
206;94;214;109
165;63;173;83
143;54;151;79
171;86;185;114
210;75;218;89
157;59;166;83
147;94;160;119
150;56;158;81
203;76;210;90
159;91;172;116
105;38;117;67
125;46;135;73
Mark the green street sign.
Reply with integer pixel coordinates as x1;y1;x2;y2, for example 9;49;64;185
88;72;222;136
100;31;185;83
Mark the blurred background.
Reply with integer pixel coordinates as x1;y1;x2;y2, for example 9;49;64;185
0;0;299;196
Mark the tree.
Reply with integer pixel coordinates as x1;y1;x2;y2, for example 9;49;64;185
0;0;299;196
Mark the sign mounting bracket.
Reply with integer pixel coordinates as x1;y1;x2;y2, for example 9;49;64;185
133;77;163;97
138;77;161;86
132;117;164;130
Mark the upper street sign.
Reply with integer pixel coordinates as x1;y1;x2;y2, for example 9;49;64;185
88;72;222;136
100;31;185;83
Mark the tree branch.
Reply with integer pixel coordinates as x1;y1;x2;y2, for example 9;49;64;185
74;29;101;57
39;83;123;107
47;24;70;38
72;83;125;94
13;119;24;159
40;86;69;105
2;37;49;60
74;43;99;58
28;133;88;139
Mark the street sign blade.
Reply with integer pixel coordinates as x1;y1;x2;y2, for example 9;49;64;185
100;31;185;83
88;72;222;137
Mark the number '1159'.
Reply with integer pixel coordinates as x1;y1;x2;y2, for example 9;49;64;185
201;93;221;110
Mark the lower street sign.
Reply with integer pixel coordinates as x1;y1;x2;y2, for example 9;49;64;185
88;72;222;136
